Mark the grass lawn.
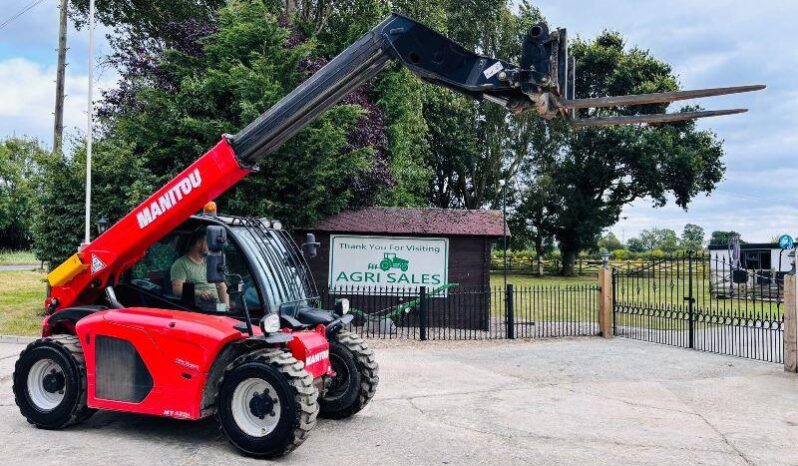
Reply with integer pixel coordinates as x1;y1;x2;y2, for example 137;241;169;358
0;250;37;265
488;272;599;322
0;270;47;336
490;272;597;288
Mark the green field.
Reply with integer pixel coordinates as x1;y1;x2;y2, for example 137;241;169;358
0;270;46;336
0;250;37;265
488;272;599;323
490;272;596;288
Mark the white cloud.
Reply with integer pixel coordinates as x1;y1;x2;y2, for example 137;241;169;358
0;57;118;148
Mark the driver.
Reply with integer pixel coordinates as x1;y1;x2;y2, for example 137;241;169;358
171;229;229;311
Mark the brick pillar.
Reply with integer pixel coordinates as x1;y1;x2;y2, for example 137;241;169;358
784;274;797;373
598;267;613;338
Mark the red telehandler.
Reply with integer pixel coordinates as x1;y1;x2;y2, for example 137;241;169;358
12;13;762;458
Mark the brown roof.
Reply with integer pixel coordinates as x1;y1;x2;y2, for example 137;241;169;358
308;207;509;237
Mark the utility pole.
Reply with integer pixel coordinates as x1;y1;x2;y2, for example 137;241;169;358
53;0;68;156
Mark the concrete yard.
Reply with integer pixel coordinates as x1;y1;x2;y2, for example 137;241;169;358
1;337;797;465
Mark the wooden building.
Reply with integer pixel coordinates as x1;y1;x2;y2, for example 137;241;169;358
295;207;507;330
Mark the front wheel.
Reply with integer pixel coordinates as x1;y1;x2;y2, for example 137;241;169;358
319;330;379;419
217;349;318;458
12;335;94;429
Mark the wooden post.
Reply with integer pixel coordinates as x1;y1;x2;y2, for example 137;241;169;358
53;0;69;156
598;267;613;338
784;274;797;373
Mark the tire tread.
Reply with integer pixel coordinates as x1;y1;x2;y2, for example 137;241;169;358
320;330;379;419
217;348;318;457
13;335;94;429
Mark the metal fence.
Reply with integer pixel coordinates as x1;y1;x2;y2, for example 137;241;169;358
317;284;600;340
613;252;785;363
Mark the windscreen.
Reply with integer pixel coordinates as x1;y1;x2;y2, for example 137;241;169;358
232;220;316;313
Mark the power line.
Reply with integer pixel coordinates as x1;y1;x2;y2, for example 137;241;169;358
0;0;49;31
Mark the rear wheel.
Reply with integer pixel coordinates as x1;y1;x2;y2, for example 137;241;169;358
319;330;379;419
217;349;318;458
13;335;94;429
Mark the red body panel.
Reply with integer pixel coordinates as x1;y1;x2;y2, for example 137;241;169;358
74;307;330;420
288;326;332;378
50;139;251;311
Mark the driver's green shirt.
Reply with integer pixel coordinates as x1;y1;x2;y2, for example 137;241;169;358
170;255;219;301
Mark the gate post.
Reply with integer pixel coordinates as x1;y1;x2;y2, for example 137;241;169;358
687;252;695;349
419;286;428;341
506;284;515;339
785;275;797;373
598;257;613;338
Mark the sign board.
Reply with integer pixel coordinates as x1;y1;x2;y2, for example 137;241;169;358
328;235;449;295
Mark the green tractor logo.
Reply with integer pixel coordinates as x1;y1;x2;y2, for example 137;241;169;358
373;252;409;272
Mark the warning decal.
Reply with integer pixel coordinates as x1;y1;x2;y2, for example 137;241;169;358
483;61;504;79
91;254;106;274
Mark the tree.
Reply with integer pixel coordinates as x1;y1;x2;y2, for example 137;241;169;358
638;229;659;250
511;174;557;276
709;230;744;247
681;223;705;251
636;228;680;252
626;237;646;253
69;0;226;38
100;0;390;227
598;232;623;252
32;137;157;267
0;138;46;250
522;31;724;275
655;229;680;253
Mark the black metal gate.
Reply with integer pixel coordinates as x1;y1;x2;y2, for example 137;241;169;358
612;252;785;363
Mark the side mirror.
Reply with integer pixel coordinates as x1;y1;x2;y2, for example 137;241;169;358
302;233;321;259
206;225;227;253
207;251;226;283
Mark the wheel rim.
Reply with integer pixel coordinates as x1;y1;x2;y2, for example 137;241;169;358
231;378;281;437
26;358;66;412
324;353;351;401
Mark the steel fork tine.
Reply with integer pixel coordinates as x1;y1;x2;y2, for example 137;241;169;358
562;85;765;110
571;108;748;128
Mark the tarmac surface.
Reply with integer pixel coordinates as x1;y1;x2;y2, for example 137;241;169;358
0;337;796;465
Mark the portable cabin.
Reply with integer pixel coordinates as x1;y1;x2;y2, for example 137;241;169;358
707;242;792;299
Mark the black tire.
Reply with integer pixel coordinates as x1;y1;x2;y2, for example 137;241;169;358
13;335;94;429
216;349;318;458
319;330;379;419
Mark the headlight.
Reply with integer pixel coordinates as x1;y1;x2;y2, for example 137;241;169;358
272;220;283;230
335;298;350;315
260;314;280;334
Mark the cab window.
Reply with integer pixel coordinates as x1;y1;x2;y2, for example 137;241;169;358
121;228;263;316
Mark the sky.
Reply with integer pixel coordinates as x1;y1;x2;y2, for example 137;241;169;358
0;0;796;243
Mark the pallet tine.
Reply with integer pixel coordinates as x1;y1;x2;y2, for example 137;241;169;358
571;108;748;128
561;84;765;110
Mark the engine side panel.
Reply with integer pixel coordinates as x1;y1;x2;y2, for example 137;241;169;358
76;307;246;419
